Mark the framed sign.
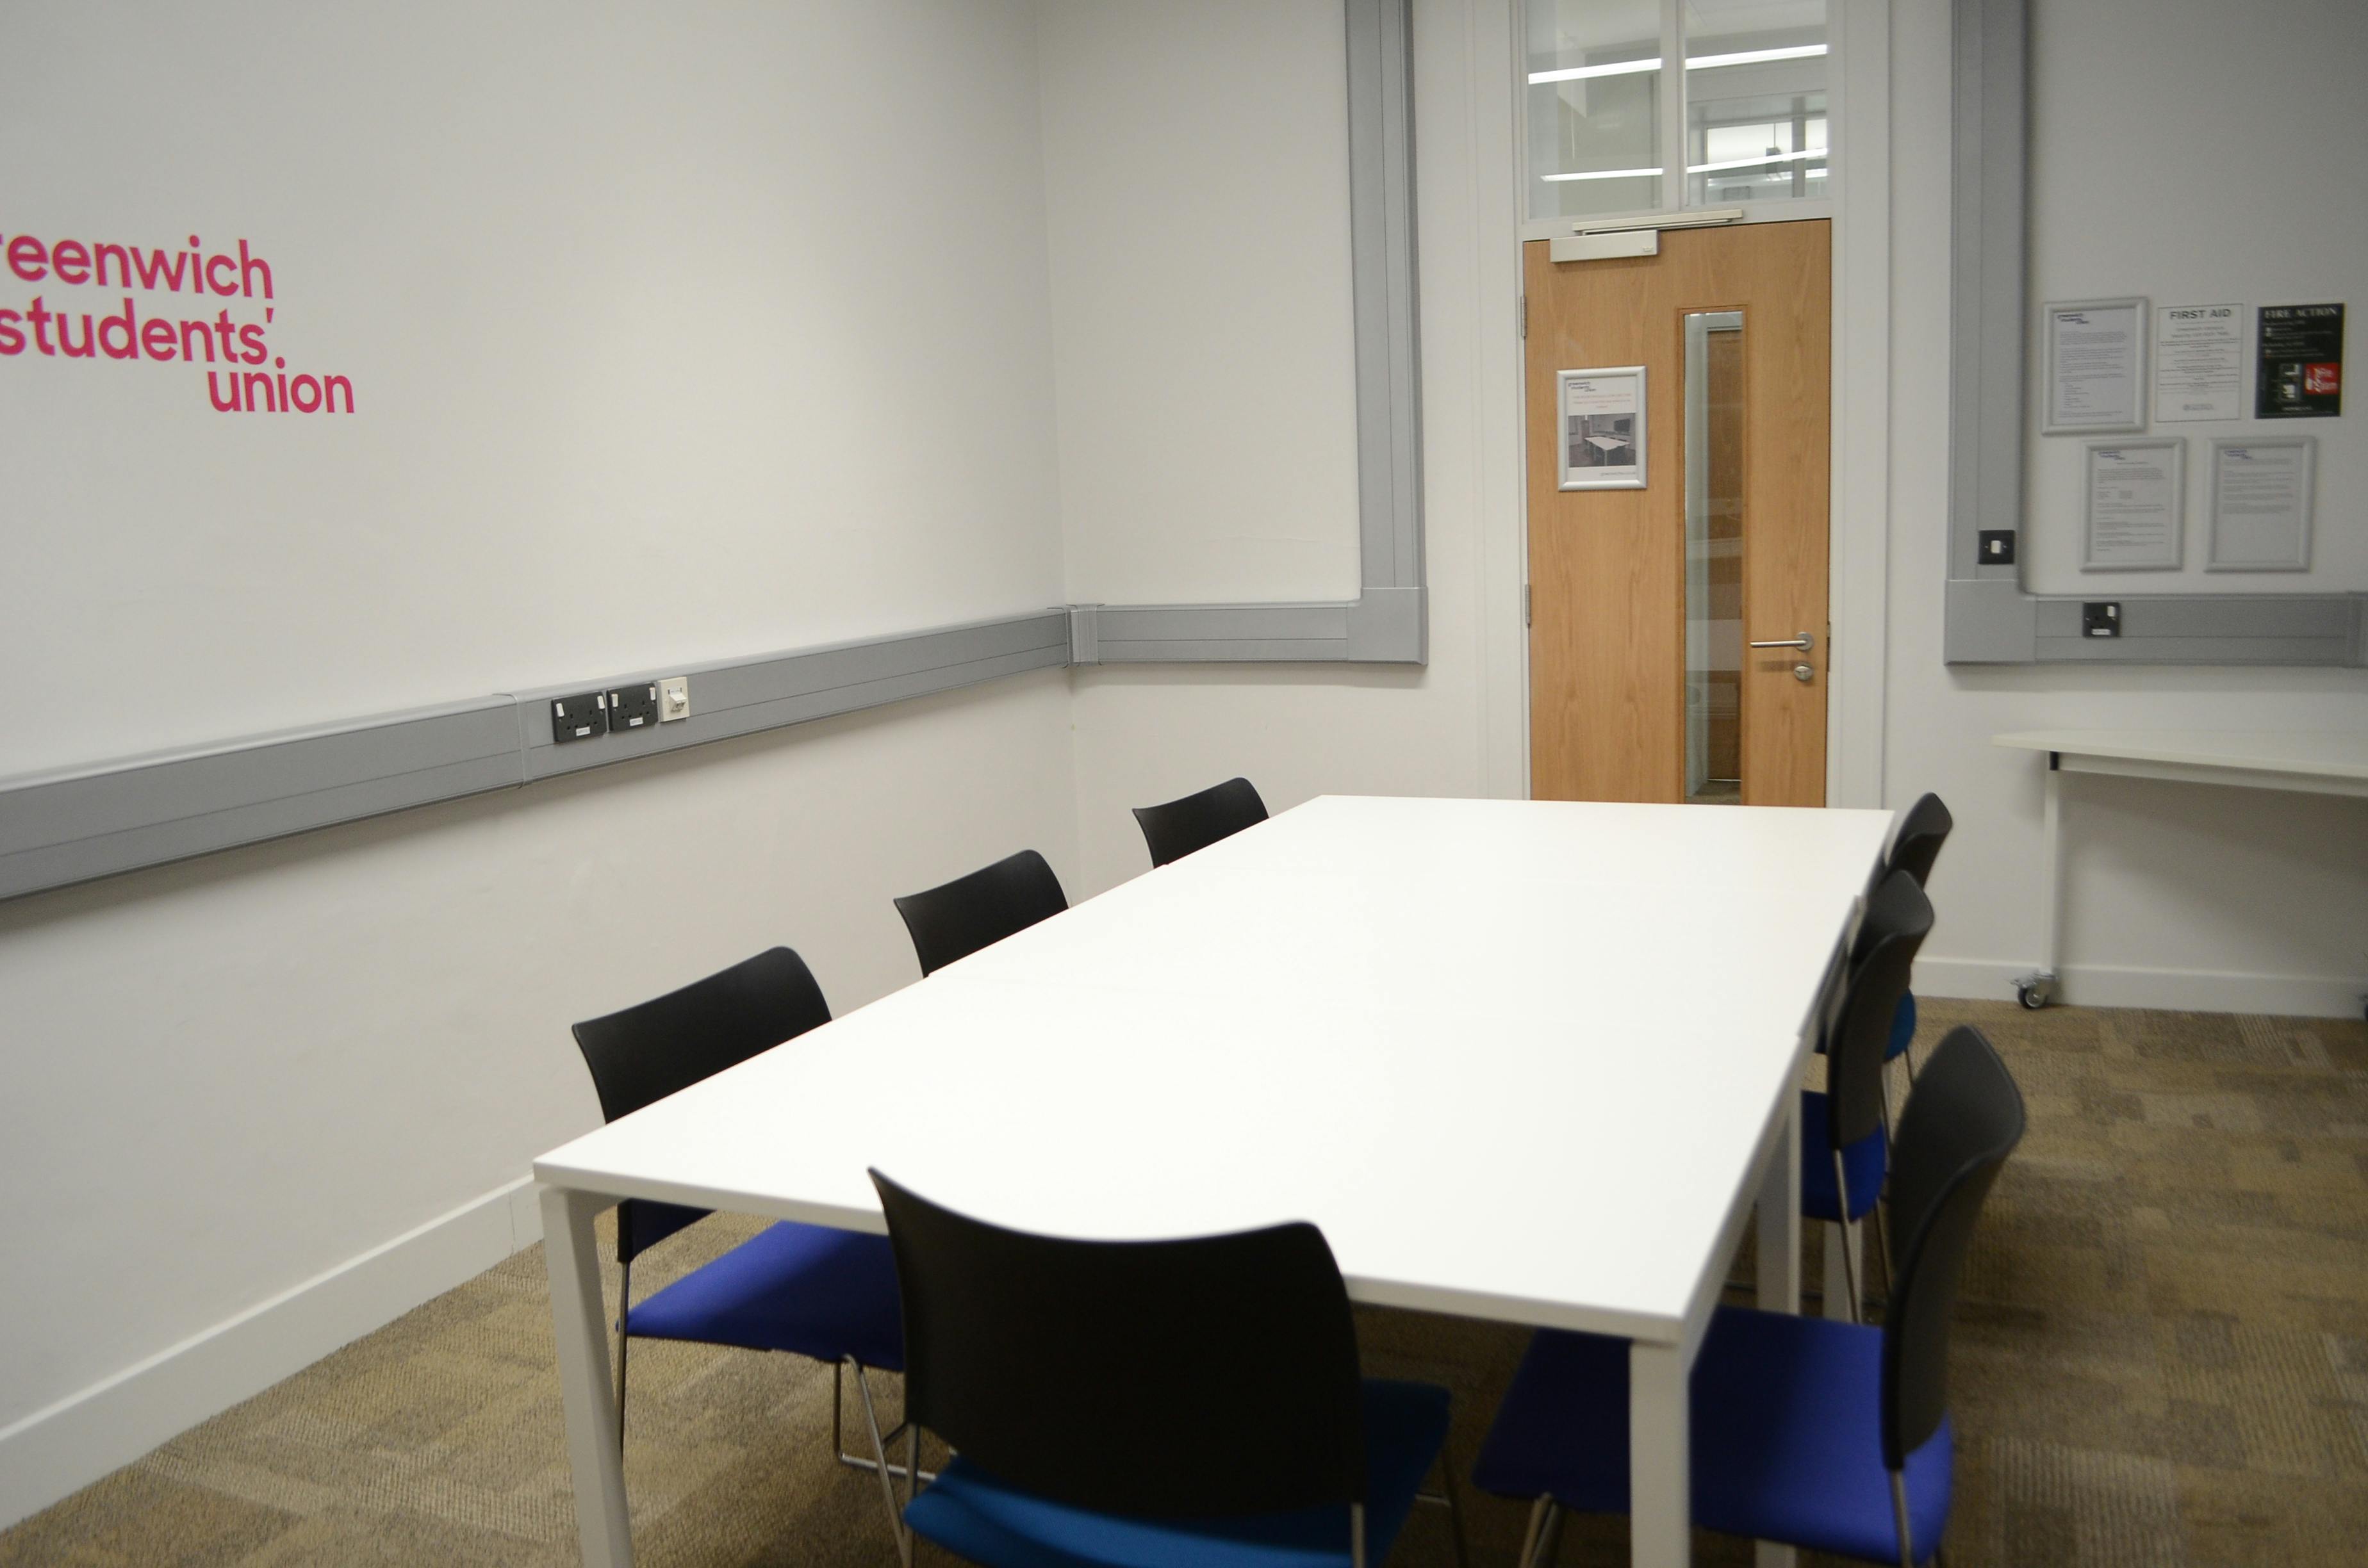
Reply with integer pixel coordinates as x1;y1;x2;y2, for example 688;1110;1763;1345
2081;438;2183;570
1557;366;1646;490
2207;436;2314;571
2255;303;2344;418
2044;297;2148;434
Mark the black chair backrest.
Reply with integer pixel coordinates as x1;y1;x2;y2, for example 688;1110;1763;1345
871;1170;1367;1518
570;947;831;1261
1886;793;1954;888
1825;870;1934;1148
1133;777;1269;867
892;849;1068;976
1880;1025;2025;1468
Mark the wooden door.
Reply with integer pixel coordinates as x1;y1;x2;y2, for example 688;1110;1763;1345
1525;221;1830;805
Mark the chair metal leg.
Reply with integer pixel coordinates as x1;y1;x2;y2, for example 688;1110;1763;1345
1351;1502;1367;1568
833;1362;937;1485
613;1255;632;1456
853;1355;913;1565
1517;1496;1550;1568
1872;1181;1896;1305
1832;1150;1863;1325
1532;1500;1565;1568
1415;1437;1470;1568
1890;1469;1914;1568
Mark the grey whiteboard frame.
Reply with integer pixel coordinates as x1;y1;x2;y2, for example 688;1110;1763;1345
1943;0;2366;666
0;0;1424;903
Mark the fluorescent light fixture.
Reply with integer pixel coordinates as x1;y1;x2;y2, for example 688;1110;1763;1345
1687;149;1826;174
1528;43;1825;86
1528;57;1661;85
1685;44;1828;70
1541;166;1665;183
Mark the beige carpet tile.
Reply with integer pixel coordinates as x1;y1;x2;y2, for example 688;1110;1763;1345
4;998;2365;1567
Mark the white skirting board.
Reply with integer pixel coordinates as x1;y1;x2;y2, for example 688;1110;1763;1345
1917;957;2368;1020
0;1176;545;1531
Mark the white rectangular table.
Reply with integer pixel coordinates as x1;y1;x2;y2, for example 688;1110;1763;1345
535;796;1896;1567
1992;730;2368;1008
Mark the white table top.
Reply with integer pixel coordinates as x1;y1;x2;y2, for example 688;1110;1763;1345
1993;728;2368;781
534;796;1893;1344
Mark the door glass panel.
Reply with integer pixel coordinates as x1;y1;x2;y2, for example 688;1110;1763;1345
1682;0;1828;206
1683;310;1745;804
1526;0;1665;222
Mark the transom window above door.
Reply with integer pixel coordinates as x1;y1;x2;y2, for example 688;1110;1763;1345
1523;0;1830;233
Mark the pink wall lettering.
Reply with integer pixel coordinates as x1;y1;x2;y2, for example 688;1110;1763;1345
0;229;353;413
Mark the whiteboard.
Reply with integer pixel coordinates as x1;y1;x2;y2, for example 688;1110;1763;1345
2020;0;2363;597
0;1;1067;778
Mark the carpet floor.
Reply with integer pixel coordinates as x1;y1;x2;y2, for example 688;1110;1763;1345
4;998;2365;1567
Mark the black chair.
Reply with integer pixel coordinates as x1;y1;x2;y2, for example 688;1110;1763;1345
1873;794;1954;1081
1807;870;1934;1322
868;1170;1461;1568
1886;792;1955;889
1472;1025;2025;1567
1133;776;1269;867
568;949;910;1508
892;849;1068;976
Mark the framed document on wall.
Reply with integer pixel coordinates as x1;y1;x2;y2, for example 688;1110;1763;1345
2044;297;2149;434
2082;439;2183;570
1556;366;1647;491
2207;436;2314;571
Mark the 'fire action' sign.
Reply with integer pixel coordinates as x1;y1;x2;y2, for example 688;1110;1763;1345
2255;303;2343;419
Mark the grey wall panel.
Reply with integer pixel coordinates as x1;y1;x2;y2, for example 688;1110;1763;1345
1944;578;2037;663
1089;594;1427;664
1347;0;1425;596
1347;585;1426;662
2035;635;2362;665
0;699;522;901
517;613;1071;781
2030;597;2356;642
0;616;1070;902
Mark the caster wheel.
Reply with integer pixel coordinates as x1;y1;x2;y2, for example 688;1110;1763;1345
2015;977;2054;1010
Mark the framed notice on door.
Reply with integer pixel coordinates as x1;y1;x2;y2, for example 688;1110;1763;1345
1558;366;1647;490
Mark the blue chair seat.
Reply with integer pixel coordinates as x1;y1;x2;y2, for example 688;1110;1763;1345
625;1221;905;1371
1886;992;1917;1062
1800;1090;1886;1223
905;1378;1451;1568
1472;1309;1952;1565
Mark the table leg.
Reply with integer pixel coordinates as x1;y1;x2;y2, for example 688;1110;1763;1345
1629;1341;1689;1567
1755;1092;1800;1316
2039;763;2062;984
543;1185;634;1568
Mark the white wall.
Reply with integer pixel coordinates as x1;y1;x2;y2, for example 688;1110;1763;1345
1884;0;2368;1011
1045;0;1528;898
0;0;1077;1524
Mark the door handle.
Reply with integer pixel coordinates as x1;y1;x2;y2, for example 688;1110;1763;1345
1748;632;1815;651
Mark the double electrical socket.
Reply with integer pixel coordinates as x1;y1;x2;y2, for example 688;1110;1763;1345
550;676;691;744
